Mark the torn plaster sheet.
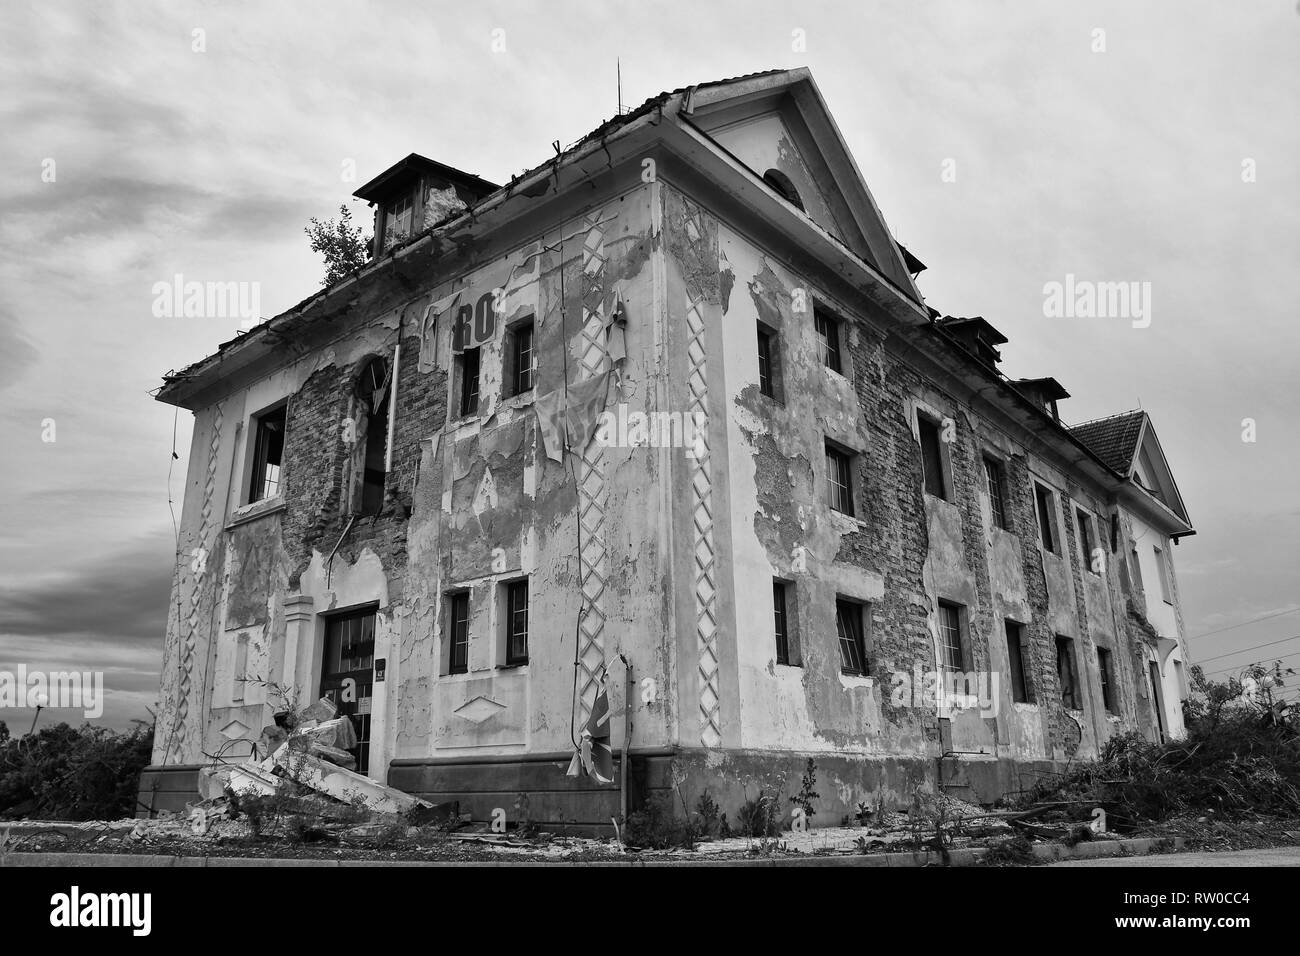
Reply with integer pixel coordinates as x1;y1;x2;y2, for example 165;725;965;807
418;288;463;372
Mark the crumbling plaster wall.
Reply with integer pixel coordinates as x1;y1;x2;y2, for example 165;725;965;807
655;178;1151;810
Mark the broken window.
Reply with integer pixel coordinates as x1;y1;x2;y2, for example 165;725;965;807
762;169;804;212
458;346;480;417
384;193;414;250
1056;635;1080;710
937;602;964;673
505;580;528;666
756;324;782;401
836;599;868;676
918;414;948;500
447;592;470;675
825;441;854;516
1035;483;1058;554
984;456;1009;530
507;321;535;397
1098;647;1116;714
1077;508;1097;574
249;404;286;503
1005;620;1034;704
773;580;796;666
1154;544;1172;604
356;357;390;515
814;307;842;373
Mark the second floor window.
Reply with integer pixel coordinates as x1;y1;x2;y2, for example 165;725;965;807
505;580;529;665
757;326;778;399
459;346;480;417
773;581;792;665
1035;483;1058;554
836;599;868;675
937;602;964;672
249;404;286;503
814;308;842;373
984;456;1009;530
825;442;854;516
508;321;534;397
918;415;947;500
1077;509;1097;573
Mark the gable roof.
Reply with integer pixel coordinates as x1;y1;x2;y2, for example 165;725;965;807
1069;410;1147;474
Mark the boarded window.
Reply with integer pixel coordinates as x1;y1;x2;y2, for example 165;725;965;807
1155;544;1172;603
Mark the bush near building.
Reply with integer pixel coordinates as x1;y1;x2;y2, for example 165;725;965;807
0;720;154;821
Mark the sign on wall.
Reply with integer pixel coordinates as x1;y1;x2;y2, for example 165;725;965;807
451;292;498;352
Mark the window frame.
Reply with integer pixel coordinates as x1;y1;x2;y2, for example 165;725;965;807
1076;507;1098;574
813;307;843;374
1055;635;1081;710
756;323;783;402
504;579;529;666
1097;646;1116;714
1034;482;1059;555
383;191;415;250
773;580;794;666
836;598;869;676
1005;620;1034;704
507;319;535;398
983;455;1010;531
936;601;965;673
248;402;287;505
917;413;949;501
457;346;481;418
824;440;855;517
1154;544;1173;604
446;591;470;675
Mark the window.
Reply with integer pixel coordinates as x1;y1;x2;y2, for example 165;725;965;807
937;602;964;672
773;581;793;665
1034;483;1058;554
1056;635;1080;709
356;357;389;515
447;592;470;675
1098;647;1116;714
505;580;529;665
507;321;534;397
1129;545;1145;592
918;415;948;500
825;442;854;516
836;599;868;675
756;325;782;401
1154;544;1172;604
762;169;804;212
249;404;286;503
984;457;1009;530
384;193;414;250
458;346;481;417
1077;508;1097;573
1005;621;1034;704
814;308;842;373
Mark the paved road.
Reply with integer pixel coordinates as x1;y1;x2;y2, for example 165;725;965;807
1055;847;1300;866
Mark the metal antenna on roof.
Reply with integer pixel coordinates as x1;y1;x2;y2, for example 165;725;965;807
617;58;623;115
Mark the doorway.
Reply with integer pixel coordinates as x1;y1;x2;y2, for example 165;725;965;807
320;606;376;774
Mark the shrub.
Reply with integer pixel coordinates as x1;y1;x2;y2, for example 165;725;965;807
0;720;153;821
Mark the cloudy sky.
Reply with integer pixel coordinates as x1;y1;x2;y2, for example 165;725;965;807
1;0;1296;732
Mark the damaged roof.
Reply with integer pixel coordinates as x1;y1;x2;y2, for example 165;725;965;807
1069;410;1147;474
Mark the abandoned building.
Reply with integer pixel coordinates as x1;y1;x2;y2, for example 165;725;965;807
140;68;1196;828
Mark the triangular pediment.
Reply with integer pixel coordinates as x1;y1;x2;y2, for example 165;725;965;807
1131;417;1190;525
688;69;922;300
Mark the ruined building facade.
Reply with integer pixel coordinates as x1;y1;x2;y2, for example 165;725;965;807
141;70;1195;826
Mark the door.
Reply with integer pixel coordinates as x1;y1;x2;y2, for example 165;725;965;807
320;607;376;774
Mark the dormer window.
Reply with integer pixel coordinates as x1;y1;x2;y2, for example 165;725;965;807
383;193;414;250
762;169;804;212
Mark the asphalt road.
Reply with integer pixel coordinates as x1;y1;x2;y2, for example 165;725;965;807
1054;847;1300;866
